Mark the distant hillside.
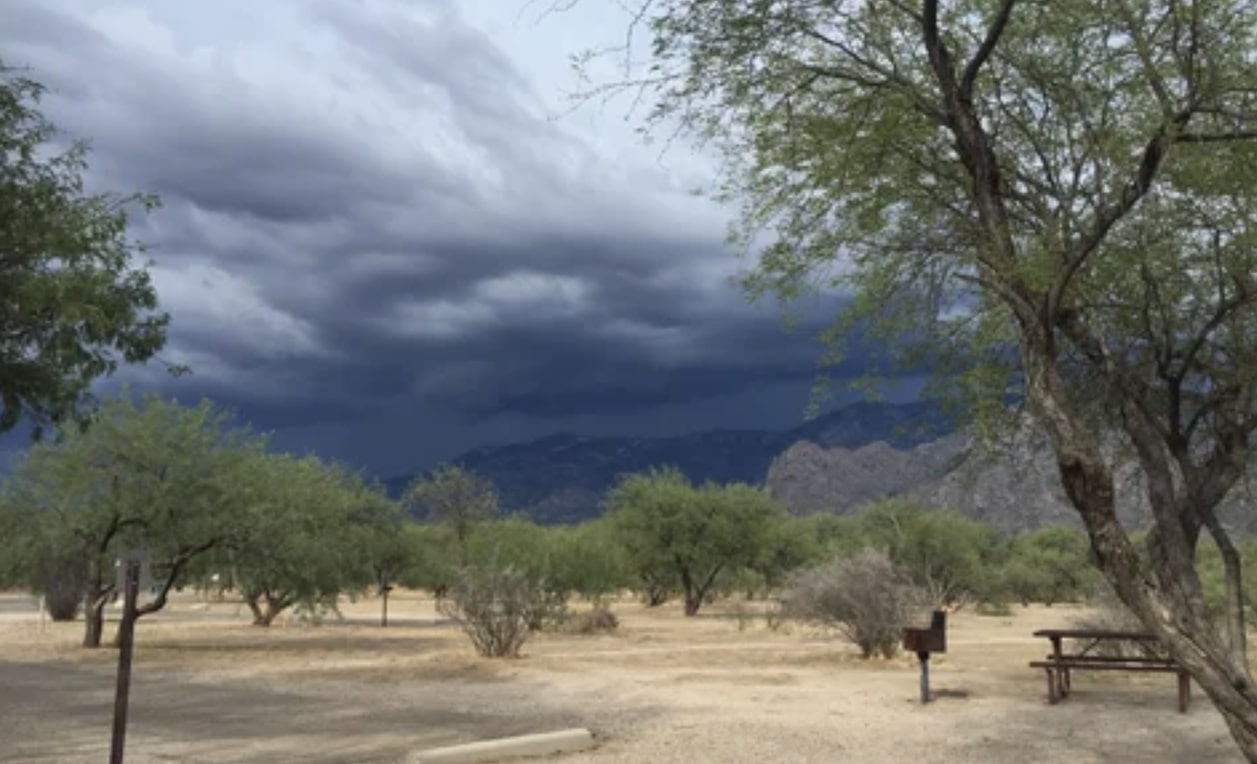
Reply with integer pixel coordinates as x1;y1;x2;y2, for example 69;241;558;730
771;414;1257;533
385;398;1257;533
383;400;955;524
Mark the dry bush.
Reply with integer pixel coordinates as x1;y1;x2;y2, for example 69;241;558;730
437;565;566;658
31;552;86;622
44;585;82;621
1072;582;1160;658
557;606;619;634
783;550;926;658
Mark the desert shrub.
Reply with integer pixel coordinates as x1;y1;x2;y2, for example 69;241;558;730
437;564;565;658
783;550;926;658
33;550;86;622
44;583;82;621
1072;583;1157;658
558;606;619;634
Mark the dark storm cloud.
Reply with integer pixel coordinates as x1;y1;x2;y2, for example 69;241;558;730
0;0;865;471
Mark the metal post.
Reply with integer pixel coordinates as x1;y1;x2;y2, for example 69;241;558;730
110;559;141;764
918;651;932;703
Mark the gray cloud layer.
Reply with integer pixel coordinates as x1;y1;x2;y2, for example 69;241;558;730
0;0;875;474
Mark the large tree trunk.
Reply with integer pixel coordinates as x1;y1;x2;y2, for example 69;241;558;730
82;596;107;649
1022;332;1257;761
246;595;269;626
81;559;113;649
246;589;291;627
1203;508;1248;660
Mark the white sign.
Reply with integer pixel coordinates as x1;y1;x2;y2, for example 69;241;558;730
114;550;156;605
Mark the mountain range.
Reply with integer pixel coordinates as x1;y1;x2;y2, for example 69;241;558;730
384;400;1257;532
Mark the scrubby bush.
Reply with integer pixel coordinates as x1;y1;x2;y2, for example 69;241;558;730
1071;582;1154;658
558;606;619;634
437;564;565;658
855;500;1006;607
783;550;926;658
34;551;86;622
999;526;1097;606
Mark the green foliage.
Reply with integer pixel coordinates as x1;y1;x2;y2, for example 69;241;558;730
1195;540;1257;628
599;0;1257;444
465;514;555;585
855;500;1005;606
217;452;373;626
396;522;459;594
346;486;415;593
1;391;260;644
402;464;498;559
604;467;784;615
548;519;632;602
1000;526;1098;606
0;63;175;438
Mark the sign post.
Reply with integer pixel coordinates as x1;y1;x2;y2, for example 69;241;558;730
109;551;149;764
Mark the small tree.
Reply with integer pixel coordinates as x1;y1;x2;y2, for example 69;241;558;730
857;501;1004;606
437;564;563;658
784;550;926;659
605;468;783;616
1001;526;1098;606
403;465;498;564
0;392;260;647
347;488;414;627
224;453;368;627
397;522;460;598
549;519;632;604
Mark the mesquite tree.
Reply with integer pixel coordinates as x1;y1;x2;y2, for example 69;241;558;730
225;453;371;627
0;392;260;646
402;464;499;564
605;468;783;616
0;63;176;438
563;0;1257;755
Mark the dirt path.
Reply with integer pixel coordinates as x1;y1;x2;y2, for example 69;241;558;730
0;593;1246;763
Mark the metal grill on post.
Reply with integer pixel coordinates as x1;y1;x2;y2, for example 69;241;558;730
902;610;947;703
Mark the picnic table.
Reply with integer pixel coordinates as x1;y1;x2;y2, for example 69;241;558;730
1030;628;1191;713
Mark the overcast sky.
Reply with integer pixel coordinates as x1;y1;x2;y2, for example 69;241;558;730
0;0;920;477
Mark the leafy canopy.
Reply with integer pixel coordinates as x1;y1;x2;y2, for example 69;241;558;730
584;0;1257;448
0;63;176;437
604;467;784;614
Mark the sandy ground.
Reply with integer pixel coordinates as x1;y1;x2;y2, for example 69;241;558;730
0;591;1244;763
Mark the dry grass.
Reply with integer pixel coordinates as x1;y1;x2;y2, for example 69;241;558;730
0;592;1246;763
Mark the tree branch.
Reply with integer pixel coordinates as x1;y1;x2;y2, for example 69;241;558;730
1049;108;1194;319
1175;131;1257;143
960;0;1016;96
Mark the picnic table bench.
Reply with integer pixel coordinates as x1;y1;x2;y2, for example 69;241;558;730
1029;628;1191;713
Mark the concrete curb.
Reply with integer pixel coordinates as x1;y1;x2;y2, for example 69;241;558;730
407;728;596;764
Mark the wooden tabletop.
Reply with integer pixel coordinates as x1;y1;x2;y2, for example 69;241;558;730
1033;628;1158;641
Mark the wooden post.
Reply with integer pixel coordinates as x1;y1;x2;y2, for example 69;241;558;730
917;651;931;703
109;559;141;764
